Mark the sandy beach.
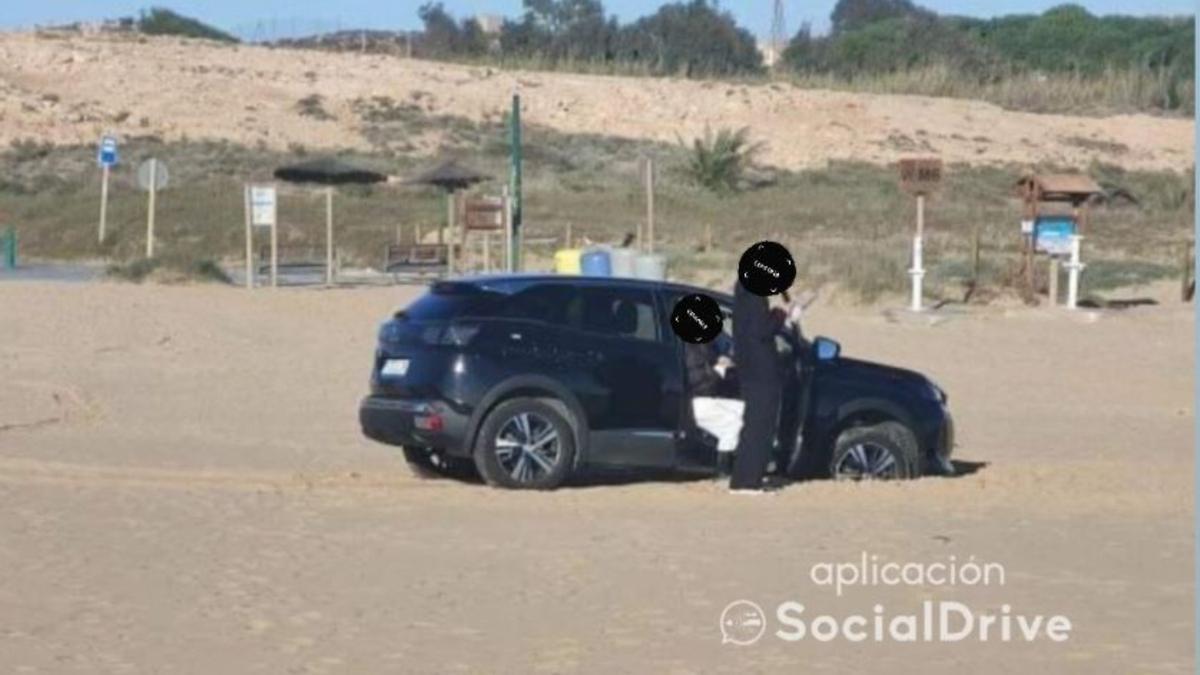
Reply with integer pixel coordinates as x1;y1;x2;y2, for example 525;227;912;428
0;281;1192;673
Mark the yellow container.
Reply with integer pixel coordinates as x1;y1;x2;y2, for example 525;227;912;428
554;248;582;275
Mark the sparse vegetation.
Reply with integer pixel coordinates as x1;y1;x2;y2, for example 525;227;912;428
295;94;335;121
106;255;233;284
680;127;762;195
1;113;1189;303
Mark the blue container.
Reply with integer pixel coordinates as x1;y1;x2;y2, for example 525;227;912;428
580;248;612;277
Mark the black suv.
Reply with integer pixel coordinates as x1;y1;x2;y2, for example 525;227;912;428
360;275;954;489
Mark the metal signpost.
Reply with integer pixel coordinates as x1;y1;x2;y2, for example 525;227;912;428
246;185;277;288
137;158;169;258
899;158;943;312
509;93;523;272
97;135;118;243
643;157;656;254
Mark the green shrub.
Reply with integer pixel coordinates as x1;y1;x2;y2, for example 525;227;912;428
106;256;233;284
138;8;239;43
680;126;762;195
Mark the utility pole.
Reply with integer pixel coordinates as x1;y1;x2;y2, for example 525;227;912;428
770;0;787;67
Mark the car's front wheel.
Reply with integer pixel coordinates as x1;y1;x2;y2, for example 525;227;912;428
474;398;576;490
830;421;920;480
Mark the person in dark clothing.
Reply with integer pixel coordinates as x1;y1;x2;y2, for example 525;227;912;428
729;280;787;492
684;340;723;397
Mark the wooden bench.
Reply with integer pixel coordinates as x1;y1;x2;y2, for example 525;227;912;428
384;243;451;278
257;245;339;276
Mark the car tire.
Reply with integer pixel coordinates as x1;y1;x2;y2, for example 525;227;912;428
402;446;475;481
474;397;576;490
829;421;920;480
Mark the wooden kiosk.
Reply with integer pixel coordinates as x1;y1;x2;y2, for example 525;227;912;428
1015;174;1103;308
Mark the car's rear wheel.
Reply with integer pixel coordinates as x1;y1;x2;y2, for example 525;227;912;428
402;446;476;481
830;421;920;480
474;398;576;490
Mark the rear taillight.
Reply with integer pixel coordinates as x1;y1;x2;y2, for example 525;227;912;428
414;413;444;432
378;319;480;348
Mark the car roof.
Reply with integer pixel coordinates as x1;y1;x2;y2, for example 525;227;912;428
449;274;734;304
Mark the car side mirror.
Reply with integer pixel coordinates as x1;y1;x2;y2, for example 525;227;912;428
813;337;841;362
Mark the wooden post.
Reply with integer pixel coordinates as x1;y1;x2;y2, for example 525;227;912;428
1048;258;1059;306
446;191;455;275
458;193;469;273
243;185;253;289
705;222;713;253
971;221;981;288
98;165;109;244
325;187;334;287
270;197;278;288
1182;240;1195;302
145;158;157;258
1024;186;1039;302
483;232;491;273
645;157;655;254
565;221;572;249
504;186;514;273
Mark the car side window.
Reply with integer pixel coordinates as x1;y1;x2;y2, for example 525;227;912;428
578;287;659;343
497;284;578;327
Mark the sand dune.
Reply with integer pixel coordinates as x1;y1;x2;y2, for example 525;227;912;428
0;31;1193;172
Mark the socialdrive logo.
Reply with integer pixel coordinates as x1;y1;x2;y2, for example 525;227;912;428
719;600;767;646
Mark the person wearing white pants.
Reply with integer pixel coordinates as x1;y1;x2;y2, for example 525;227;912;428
691;395;744;453
686;341;742;473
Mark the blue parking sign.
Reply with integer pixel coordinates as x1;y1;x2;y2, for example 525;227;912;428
97;136;119;168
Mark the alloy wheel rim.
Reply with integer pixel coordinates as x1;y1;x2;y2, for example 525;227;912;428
834;442;899;480
494;412;561;483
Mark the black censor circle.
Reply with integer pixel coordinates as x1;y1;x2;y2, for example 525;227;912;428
670;293;723;344
738;241;796;297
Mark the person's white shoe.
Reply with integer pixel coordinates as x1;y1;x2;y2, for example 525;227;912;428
729;488;767;496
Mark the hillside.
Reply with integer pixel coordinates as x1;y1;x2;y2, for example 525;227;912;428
0;31;1192;172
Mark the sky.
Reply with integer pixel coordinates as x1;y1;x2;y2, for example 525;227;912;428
3;1;1195;41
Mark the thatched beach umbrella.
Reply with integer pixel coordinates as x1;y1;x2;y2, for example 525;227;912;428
271;158;389;285
274;158;389;186
405;160;491;247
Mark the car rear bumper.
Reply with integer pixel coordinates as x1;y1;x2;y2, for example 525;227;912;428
359;396;470;454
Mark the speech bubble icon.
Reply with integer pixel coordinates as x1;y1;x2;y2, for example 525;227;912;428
719;600;767;646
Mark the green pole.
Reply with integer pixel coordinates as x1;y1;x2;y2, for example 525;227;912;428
509;93;523;272
3;226;15;270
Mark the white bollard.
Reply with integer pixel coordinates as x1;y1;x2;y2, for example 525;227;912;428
1065;234;1084;310
909;235;925;312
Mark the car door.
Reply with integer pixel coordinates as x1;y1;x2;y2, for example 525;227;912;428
658;290;737;470
571;285;680;468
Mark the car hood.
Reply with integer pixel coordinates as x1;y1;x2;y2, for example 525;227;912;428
825;356;930;387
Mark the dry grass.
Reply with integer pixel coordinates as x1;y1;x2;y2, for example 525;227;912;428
1;119;1191;303
783;65;1195;117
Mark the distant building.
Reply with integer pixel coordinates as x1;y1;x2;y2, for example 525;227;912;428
476;14;503;36
758;40;783;68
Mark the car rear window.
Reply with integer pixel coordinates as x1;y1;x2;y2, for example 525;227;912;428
402;284;505;321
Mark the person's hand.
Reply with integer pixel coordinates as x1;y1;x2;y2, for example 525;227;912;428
769;307;787;324
787;301;805;326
